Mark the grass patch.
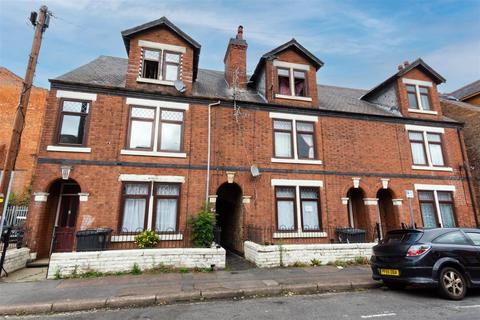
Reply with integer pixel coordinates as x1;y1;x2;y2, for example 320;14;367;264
310;258;322;267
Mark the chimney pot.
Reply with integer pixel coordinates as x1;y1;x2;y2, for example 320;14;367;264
236;25;244;39
403;60;409;67
398;64;403;71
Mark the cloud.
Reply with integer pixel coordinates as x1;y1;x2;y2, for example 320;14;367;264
424;41;480;92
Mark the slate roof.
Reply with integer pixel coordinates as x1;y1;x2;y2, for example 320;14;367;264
450;80;480;100
53;55;450;119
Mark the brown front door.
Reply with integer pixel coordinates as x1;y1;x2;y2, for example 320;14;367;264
52;194;79;252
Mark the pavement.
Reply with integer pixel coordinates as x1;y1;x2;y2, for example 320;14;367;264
10;288;480;320
0;265;378;316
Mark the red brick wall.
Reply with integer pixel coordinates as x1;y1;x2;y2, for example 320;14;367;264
26;88;477;255
0;78;47;195
224;42;247;89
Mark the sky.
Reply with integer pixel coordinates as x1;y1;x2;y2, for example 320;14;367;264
0;0;479;93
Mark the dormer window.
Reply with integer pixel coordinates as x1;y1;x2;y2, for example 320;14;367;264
137;40;185;86
273;60;312;102
402;78;436;114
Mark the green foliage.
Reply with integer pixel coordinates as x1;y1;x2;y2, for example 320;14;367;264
131;263;142;275
80;271;105;278
310;258;322;266
135;230;160;248
54;267;61;280
291;261;309;267
189;204;216;248
179;267;190;273
355;256;369;265
8;186;32;206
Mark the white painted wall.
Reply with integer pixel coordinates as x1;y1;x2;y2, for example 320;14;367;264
1;248;31;277
244;241;375;268
47;247;226;279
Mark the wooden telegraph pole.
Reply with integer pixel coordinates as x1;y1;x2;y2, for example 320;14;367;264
0;6;50;221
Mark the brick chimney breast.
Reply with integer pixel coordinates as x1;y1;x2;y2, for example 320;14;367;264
224;26;248;89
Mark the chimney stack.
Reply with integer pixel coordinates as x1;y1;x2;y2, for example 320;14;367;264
224;25;248;89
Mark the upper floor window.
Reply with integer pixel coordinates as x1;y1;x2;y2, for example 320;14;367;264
128;106;184;152
57;100;90;146
273;119;315;159
277;67;307;97
140;47;181;82
406;84;431;110
408;131;445;167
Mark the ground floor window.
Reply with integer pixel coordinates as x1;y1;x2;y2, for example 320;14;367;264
418;190;455;228
275;185;321;232
121;182;180;232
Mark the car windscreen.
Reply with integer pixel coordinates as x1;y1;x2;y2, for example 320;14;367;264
382;231;422;244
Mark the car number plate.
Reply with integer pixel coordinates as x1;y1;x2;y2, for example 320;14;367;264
380;268;400;276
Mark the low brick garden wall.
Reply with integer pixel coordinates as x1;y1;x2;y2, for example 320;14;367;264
1;247;31;277
47;247;226;279
244;241;375;268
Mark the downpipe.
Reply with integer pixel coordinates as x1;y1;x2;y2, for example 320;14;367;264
206;101;221;205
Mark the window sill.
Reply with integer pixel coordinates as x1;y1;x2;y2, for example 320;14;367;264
408;109;438;115
271;158;322;165
275;94;312;102
111;233;183;242
273;231;327;238
120;149;187;158
47;145;91;153
136;77;175;86
412;165;453;172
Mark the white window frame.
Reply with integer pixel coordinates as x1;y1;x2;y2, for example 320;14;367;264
402;78;437;115
405;125;451;171
271;179;326;238
121;98;188;158
273;60;312;102
136;40;185;85
270;112;322;165
112;175;185;242
414;184;456;228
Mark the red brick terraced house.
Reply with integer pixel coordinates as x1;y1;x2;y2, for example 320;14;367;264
25;17;478;258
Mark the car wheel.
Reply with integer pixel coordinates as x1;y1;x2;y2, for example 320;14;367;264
383;280;406;290
438;267;466;300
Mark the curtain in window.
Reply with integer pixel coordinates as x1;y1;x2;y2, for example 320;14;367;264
429;144;444;166
160;123;182;151
410;142;426;165
274;132;292;157
420;203;437;228
294;71;306;96
278;69;290;95
156;199;177;232
301;188;319;230
130;121;153;148
439;203;455;228
298;134;314;158
277;200;295;230
122;199;146;232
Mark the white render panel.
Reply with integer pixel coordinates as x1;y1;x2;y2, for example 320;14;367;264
269;112;318;122
47;146;91;153
118;174;185;183
271;179;323;187
414;184;456;191
138;40;186;53
120;149;187;158
273;60;310;71
56;90;97;101
0;248;30;277
244;241;375;268
404;124;445;133
47;247;226;279
402;78;433;87
126;97;189;110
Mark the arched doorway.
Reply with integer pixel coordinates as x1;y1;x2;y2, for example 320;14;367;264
377;189;397;237
37;179;81;257
216;182;243;253
346;188;368;230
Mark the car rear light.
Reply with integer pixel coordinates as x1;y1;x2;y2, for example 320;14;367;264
406;244;431;257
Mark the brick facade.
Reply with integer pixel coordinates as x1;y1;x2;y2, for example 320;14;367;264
25;18;477;257
0;67;47;196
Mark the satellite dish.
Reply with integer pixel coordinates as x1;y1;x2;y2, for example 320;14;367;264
174;80;186;93
250;165;261;177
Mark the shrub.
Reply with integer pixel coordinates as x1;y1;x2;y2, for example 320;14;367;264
135;230;160;248
131;263;142;275
311;258;322;266
291;261;309;267
189;204;216;248
355;256;369;265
